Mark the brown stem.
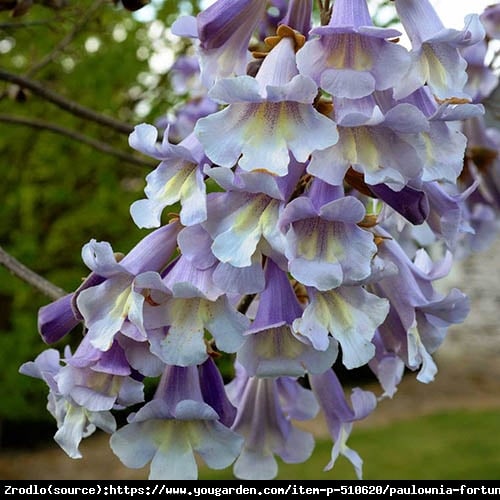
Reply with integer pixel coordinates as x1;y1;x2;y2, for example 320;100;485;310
0;246;66;300
0;114;155;169
25;0;107;78
0;69;134;135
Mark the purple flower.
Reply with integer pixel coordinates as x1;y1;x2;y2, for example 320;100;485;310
370;183;429;226
110;363;243;479
202;190;286;269
455;203;498;258
129;126;208;228
481;4;500;39
227;364;318;480
462;116;500;210
57;338;144;412
296;0;411;99
19;349;116;459
399;87;480;184
20;0;483;480
280;0;312;35
421;181;476;250
159;97;219;144
195;29;338;177
172;0;267;87
393;0;484;100
369;331;405;399
147;256;249;367
293;285;389;369
177;223;266;294
308;97;426;189
38;293;79;344
168;55;205;97
237;259;338;377
73;222;180;351
461;41;498;103
372;233;470;382
310;369;376;479
280;181;377;289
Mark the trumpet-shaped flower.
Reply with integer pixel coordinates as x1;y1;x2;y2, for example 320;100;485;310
227;365;318;480
237;259;338;377
20;349;116;459
202;191;286;269
57;339;144;412
280;181;377;290
172;0;267;88
129;125;208;228
293;285;389;369
74;222;180;351
110;363;243;479
147;257;248;367
372;234;470;382
296;0;411;99
310;369;376;479
195;29;338;177
393;0;484;100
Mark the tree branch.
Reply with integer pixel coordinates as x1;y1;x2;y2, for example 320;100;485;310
0;69;134;135
0;246;66;300
26;0;107;78
0;113;156;169
0;19;55;29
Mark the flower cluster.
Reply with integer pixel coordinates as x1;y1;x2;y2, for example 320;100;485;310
21;0;497;480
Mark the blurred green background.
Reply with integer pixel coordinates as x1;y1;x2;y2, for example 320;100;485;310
0;0;499;481
0;0;197;429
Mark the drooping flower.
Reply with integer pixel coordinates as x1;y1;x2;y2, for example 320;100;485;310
177;223;266;295
146;255;248;367
296;0;411;99
110;362;243;479
202;190;286;271
237;259;338;377
74;221;180;351
57;338;144;412
368;331;405;399
20;349;116;459
227;364;318;480
371;232;470;382
309;369;376;479
38;293;79;344
129;125;208;228
280;180;377;290
481;4;500;39
195;26;338;177
461;41;499;103
293;284;389;369
393;0;484;100
308;92;429;190
172;0;268;88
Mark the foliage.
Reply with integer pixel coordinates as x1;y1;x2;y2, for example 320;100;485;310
0;0;195;423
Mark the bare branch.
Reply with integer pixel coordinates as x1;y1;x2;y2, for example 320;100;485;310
0;246;66;300
0;19;55;29
26;0;107;78
0;113;155;169
0;69;134;135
